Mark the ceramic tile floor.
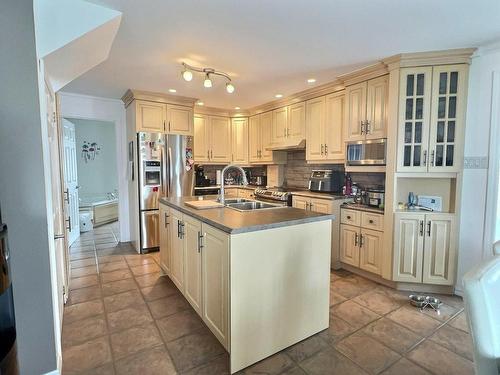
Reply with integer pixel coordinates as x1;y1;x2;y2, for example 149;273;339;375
63;224;474;375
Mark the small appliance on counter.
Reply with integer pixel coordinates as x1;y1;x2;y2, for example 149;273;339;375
195;166;211;187
249;175;267;187
308;170;342;193
362;187;385;208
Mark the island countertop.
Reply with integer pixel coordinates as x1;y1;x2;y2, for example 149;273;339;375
159;196;334;234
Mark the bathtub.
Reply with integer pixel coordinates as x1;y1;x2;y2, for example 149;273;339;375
79;195;118;227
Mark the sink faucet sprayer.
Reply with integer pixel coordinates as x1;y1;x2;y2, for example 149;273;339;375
219;164;248;205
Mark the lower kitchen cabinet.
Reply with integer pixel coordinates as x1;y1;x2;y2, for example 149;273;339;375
340;224;360;267
359;228;383;274
183;215;203;315
393;212;456;285
159;204;171;275
169;208;185;290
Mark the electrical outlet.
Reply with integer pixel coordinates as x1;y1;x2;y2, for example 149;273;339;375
464;156;489;169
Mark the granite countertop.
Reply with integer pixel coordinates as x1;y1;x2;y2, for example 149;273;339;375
159;196;334;234
290;190;349;200
194;185;261;190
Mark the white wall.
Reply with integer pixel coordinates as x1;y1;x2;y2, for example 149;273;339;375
59;92;129;241
456;44;500;293
0;1;58;373
69;118;118;199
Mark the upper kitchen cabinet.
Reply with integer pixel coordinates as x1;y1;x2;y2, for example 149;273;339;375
345;75;388;142
167;104;193;135
270;103;306;147
135;100;166;132
231;117;249;164
194;114;231;164
397;65;468;173
248;112;287;164
306;91;345;163
271;106;288;145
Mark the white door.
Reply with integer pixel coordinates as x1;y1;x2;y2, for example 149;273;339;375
62;119;80;245
183;215;202;314
359;229;383;275
340;224;360;267
393;213;425;282
46;86;69;312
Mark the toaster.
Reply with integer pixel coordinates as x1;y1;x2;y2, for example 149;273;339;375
308;170;342;193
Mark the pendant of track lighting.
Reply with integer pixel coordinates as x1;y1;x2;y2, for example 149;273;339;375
181;62;235;93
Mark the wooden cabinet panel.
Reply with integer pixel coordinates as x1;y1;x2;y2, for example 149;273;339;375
288;102;306;141
231;118;249;164
292;196;309;210
305;97;326;161
248;115;261;162
272;107;288;145
136;100;166;132
309;198;333;214
159;204;171;275
361;212;384;231
340;224;360;267
167;104;192;135
202;224;229;349
340;209;361;226
210;116;232;163
393;214;425;283
324;92;345;161
169;208;185;290
194;114;210;162
345;82;367;141
359;228;382;275
260;112;273;161
183;215;202;314
366;75;388;139
422;214;455;285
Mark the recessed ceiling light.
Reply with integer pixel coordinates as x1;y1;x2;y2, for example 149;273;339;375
307;78;316;83
168;88;177;93
275;94;283;98
196;101;204;106
234;106;240;110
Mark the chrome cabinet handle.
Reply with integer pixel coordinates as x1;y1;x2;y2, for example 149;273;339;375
287;128;290;137
284;128;286;137
360;121;365;135
359;234;364;247
64;189;70;204
419;220;424;236
423;150;427;166
177;220;181;238
163;120;166;132
354;232;359;246
207;150;210;160
168;121;171;132
427;220;431;236
164;213;169;227
324;144;328;154
321;144;324;155
211;150;213;159
197;231;204;253
366;121;371;134
431;150;435;166
66;216;72;232
54;234;65;240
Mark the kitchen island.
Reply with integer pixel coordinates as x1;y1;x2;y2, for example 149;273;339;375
158;197;333;373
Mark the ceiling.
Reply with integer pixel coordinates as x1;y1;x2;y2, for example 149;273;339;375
63;0;500;109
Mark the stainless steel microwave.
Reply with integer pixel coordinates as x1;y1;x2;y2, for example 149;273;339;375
346;139;387;166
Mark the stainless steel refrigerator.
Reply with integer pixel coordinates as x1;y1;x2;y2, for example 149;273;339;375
137;132;194;253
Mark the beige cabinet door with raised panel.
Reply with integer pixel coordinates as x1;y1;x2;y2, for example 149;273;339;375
231;117;249;164
169;209;185;291
194;114;210;163
309;197;333;214
359;228;382;275
271;107;288;145
210;116;232;163
288;102;306;141
422;214;455;285
324;91;345;161
292;196;310;210
366;76;388;139
393;213;425;283
340;224;360;267
305;96;325;161
260;112;273;161
249;115;261;163
159;204;171;275
345;82;367;141
202;224;229;349
183;215;203;314
167;104;192;135
136;100;166;132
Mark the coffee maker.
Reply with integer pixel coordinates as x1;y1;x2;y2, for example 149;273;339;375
195;166;210;187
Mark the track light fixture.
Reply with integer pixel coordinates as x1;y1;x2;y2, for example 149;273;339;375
181;62;235;93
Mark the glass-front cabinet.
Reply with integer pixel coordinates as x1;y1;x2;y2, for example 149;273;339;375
397;65;467;173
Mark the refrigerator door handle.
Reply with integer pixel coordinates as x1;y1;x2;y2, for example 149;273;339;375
160;146;164;196
167;146;172;197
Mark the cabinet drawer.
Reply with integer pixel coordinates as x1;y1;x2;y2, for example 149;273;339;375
361;212;384;231
341;209;361;226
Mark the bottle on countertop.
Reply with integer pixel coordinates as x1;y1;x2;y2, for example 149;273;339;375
344;174;352;196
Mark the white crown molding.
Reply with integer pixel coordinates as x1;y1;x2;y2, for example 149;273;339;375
121;89;198;108
59;91;123;103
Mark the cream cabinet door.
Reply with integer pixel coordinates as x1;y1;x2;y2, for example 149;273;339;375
288;102;306;141
169;209;185;290
202;224;229;349
260;112;273;161
183;215;203;314
428;65;467;173
359;228;382;275
422;214;456;285
340;224;360;267
345;82;367;141
393;213;425;283
249;115;261;162
231;117;249;164
167;104;193;135
292;196;309;210
325;91;345;161
194;114;210;162
366;76;388;139
397;67;433;172
305;96;326;161
309;197;333;214
272;107;288;145
210;116;232;163
159;204;171;275
136;100;166;132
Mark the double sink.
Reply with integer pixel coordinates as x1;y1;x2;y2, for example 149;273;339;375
218;198;282;212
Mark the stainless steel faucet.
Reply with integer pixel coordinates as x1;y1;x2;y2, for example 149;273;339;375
219;164;248;204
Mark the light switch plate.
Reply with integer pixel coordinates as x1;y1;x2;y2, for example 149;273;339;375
464;156;488;169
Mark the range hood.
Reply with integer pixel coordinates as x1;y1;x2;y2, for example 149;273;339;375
266;138;306;151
